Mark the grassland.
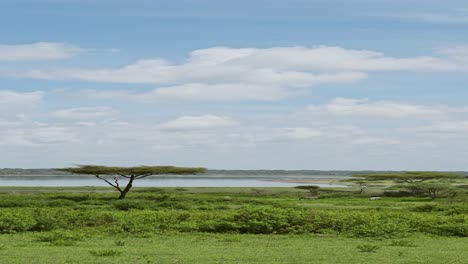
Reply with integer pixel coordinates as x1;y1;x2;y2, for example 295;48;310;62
0;185;466;263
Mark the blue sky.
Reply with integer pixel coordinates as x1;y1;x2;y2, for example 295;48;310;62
1;0;468;170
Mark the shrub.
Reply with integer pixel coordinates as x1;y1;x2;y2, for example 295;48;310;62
36;230;84;246
114;240;126;246
232;207;308;234
295;186;320;197
388;240;417;247
357;243;380;253
89;249;122;257
0;210;36;233
399;183;459;199
113;200;146;211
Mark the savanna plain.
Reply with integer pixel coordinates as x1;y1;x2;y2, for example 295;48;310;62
0;175;467;264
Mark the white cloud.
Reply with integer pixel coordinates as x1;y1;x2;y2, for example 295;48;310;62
351;137;400;145
159;115;237;130
410;121;468;134
0;90;44;105
0;126;78;146
436;46;468;63
51;106;118;120
26;126;78;144
23;45;468;103
82;71;366;102
307;98;468;119
284;127;323;139
26;46;465;85
0;42;83;61
2;97;468;169
83;84;288;102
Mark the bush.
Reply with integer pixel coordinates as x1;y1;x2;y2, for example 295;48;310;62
383;190;413;197
357;243;380;253
0;210;36;233
36;230;84;246
232;207;308;234
388;240;417;247
113;200;146;211
89;249;122;257
399;183;459;199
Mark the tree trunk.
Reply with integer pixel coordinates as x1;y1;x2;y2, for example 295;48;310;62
118;176;135;199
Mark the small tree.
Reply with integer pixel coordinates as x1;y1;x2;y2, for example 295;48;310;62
340;179;368;194
295;185;320;197
58;165;206;199
399;182;459;199
352;172;464;183
352;172;465;199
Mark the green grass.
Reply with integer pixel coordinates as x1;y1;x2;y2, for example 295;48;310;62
0;186;466;263
0;233;466;264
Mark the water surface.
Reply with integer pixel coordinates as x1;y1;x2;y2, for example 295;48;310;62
0;176;346;188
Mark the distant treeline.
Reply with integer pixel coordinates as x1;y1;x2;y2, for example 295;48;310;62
0;168;467;176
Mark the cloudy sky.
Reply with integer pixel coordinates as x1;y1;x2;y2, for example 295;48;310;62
1;0;468;170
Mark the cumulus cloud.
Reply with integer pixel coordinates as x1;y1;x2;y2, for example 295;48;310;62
159;115;237;130
83;84;289;102
0;126;78;146
51;106;118;120
307;98;468;119
82;71;366;102
2;96;468;169
25;126;78;144
0;90;44;105
284;127;323;139
22;45;468;102
26;46;465;84
0;42;83;61
409;121;468;134
350;137;400;145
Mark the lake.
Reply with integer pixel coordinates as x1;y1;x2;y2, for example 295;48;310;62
0;175;347;188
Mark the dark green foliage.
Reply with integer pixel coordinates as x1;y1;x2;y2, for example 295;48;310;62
383;190;414;197
353;172;464;183
0;211;36;233
0;187;467;238
295;185;320;197
57;165;206;199
396;182;460;199
114;240;126;246
58;165;206;176
357;243;380;253
89;249;122;257
36;230;84;246
388;240;417;247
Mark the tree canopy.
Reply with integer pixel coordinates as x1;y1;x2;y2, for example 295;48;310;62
58;165;207;199
352;171;464;183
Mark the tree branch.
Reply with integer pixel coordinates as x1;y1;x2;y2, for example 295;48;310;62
135;174;152;179
95;175;122;192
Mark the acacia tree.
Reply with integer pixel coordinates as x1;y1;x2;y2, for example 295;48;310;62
350;172;464;199
400;182;458;199
295;185;320;197
352;172;464;183
58;165;206;199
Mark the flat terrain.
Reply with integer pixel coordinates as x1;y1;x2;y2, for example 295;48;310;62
0;233;466;264
0;186;466;263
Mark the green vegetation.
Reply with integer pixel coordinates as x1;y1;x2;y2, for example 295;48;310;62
58;165;206;199
0;186;466;237
0;232;466;263
350;171;466;200
0;172;466;263
352;171;464;183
